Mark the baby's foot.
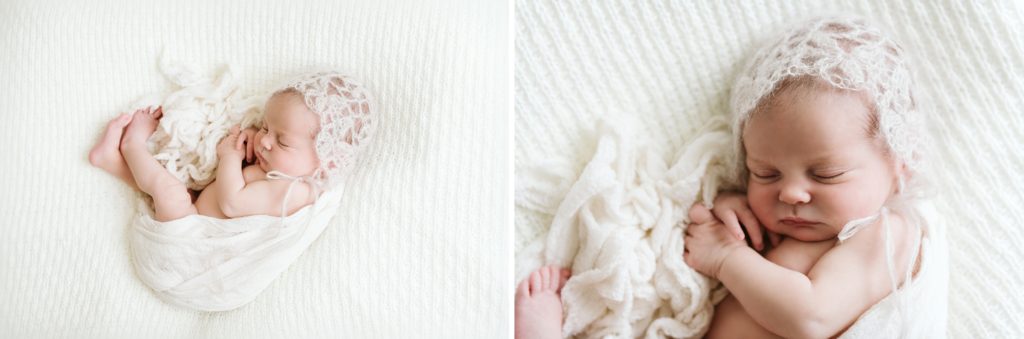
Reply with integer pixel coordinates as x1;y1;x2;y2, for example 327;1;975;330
515;265;571;339
89;113;133;170
120;106;163;151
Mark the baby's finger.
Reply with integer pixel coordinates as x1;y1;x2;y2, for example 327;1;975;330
688;203;713;224
720;212;745;241
738;211;763;251
245;140;254;163
235;130;247;150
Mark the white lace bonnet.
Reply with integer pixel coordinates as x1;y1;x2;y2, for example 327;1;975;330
268;71;376;192
729;15;923;182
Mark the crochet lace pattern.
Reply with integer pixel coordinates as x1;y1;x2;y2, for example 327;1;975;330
274;71;376;191
730;15;923;180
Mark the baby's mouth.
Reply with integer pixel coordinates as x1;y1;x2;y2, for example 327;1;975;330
780;217;819;226
256;150;268;166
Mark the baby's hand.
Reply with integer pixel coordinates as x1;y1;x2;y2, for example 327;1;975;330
684;204;746;279
235;127;259;164
710;192;779;251
217;125;245;161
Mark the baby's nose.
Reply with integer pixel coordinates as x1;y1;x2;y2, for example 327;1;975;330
779;185;811;205
258;134;272;150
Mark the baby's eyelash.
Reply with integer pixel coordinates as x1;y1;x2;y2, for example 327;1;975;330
751;171;778;180
813;172;845;180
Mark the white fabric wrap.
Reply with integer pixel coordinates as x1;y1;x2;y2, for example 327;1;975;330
129;191;342;312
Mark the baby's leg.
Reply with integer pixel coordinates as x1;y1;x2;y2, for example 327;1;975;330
89;112;139;190
705;295;782;339
119;107;197;222
515;265;570;339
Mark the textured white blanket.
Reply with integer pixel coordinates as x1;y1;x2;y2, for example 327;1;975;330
0;0;508;337
516;0;1024;337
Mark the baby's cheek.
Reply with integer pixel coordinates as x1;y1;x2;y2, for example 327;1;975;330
745;185;775;221
821;183;884;222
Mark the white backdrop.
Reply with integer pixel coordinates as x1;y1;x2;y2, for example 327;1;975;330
515;0;1024;337
0;0;508;337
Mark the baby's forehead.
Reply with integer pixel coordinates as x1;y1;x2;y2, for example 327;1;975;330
744;86;886;152
752;81;877;129
265;105;318;138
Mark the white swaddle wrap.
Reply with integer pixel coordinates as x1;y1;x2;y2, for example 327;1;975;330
129;190;342;312
125;63;375;311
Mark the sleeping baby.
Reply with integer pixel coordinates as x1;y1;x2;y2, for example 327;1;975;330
88;71;375;311
516;15;946;338
685;16;946;338
89;72;372;221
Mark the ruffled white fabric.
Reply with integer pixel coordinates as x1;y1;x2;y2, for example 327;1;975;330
134;58;265;191
519;116;733;338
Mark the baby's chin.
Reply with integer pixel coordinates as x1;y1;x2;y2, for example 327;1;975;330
773;224;840;242
256;157;270;172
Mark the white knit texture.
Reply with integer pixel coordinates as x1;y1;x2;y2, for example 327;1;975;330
516;0;1024;337
0;0;508;337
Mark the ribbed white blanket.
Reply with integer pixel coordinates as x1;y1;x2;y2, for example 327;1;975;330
516;0;1024;337
0;0;508;337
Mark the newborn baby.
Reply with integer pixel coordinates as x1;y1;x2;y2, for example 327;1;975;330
515;15;945;339
684;16;941;338
89;73;371;221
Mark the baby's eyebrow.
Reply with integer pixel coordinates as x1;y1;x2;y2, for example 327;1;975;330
745;155;769;165
806;154;845;166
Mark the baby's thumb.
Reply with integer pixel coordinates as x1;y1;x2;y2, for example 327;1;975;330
688;204;713;224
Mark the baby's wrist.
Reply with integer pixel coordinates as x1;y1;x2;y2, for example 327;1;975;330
219;153;243;164
715;243;753;280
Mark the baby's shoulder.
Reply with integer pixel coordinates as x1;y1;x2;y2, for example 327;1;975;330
844;213;916;254
818;213;921;277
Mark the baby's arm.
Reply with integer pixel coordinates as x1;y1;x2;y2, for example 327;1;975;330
706;238;835;338
214;126;311;218
714;220;904;338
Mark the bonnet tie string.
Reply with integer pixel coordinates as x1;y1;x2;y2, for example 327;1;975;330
265;169;323;219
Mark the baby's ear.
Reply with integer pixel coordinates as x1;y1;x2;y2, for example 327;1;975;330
896;160;910;179
891;160;912;193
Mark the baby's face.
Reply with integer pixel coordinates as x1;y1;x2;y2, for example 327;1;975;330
254;93;320;176
743;89;899;242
